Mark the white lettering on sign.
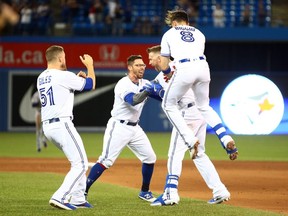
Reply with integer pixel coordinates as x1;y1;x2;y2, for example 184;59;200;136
0;46;44;65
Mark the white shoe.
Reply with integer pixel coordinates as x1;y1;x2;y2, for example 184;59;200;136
150;193;180;206
207;195;230;204
49;199;76;210
208;192;230;204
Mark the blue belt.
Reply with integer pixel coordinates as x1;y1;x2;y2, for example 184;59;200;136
120;120;138;126
179;56;205;63
187;102;195;108
48;118;60;124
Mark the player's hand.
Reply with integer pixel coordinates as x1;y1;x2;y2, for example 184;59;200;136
163;61;176;82
80;54;94;67
144;82;163;96
77;71;87;78
164;71;174;82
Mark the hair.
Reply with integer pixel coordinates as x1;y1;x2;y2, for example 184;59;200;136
127;55;142;66
45;45;64;63
146;45;161;54
165;9;189;27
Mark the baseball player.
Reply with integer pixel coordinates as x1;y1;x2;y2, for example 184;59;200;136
37;45;95;210
158;9;238;162
85;55;157;203
145;45;230;206
31;91;48;152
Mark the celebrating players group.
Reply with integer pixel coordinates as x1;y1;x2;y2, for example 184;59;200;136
37;9;238;211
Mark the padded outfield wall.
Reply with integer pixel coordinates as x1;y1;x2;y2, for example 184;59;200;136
0;27;287;134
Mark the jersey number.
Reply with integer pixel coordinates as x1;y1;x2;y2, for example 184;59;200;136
39;87;55;107
180;31;195;42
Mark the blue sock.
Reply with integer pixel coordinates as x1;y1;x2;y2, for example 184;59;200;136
213;123;228;148
164;174;179;189
141;163;154;192
85;163;106;193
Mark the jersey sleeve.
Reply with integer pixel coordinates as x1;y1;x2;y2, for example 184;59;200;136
61;71;86;91
115;78;131;100
160;31;171;57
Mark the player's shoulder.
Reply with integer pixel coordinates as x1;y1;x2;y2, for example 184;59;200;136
116;76;129;84
115;76;129;88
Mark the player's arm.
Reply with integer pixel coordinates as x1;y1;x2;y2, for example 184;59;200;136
144;81;165;101
159;55;171;74
79;54;96;90
124;91;149;106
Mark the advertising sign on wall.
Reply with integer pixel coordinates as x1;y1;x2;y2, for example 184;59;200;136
0;42;155;69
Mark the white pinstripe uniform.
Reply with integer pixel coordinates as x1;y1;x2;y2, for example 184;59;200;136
155;71;229;199
97;76;156;168
160;25;229;150
37;69;89;205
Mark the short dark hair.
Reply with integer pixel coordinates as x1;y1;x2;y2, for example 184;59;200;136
127;55;142;66
45;45;64;63
165;9;188;26
147;45;161;54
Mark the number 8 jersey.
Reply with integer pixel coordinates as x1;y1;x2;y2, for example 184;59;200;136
37;69;86;122
160;25;205;62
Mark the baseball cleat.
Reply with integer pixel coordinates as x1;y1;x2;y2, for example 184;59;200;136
73;202;93;208
207;195;230;204
49;199;76;210
138;191;156;202
150;194;180;206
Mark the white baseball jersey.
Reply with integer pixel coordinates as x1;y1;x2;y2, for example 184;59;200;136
160;25;205;61
37;68;89;205
37;69;86;121
98;75;156;168
111;76;150;122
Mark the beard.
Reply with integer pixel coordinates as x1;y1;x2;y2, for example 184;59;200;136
137;73;144;79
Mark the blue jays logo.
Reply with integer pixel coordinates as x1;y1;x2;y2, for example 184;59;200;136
220;74;284;135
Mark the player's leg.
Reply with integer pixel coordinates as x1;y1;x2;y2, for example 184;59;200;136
66;126;92;208
39;123;48;148
35;111;42;152
193;154;230;204
127;126;156;202
162;69;198;150
44;120;88;207
152;109;205;206
192;61;236;153
191;108;230;204
86;118;132;194
152;126;186;206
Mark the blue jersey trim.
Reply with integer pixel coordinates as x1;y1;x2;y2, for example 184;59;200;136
83;78;93;91
124;92;134;105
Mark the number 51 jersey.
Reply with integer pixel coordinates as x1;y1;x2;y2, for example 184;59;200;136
37;69;86;122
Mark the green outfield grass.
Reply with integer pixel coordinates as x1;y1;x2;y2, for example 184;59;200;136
0;132;287;161
0;172;281;216
0;132;287;216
